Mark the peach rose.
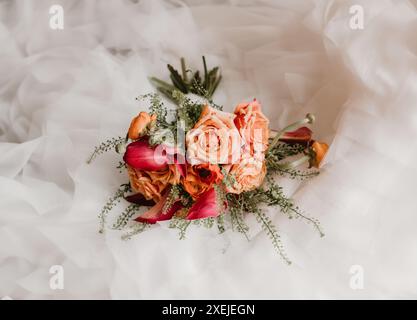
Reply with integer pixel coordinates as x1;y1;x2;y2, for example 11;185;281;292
234;100;269;159
186;105;242;165
128;112;157;140
182;163;223;200
224;155;267;194
127;164;180;202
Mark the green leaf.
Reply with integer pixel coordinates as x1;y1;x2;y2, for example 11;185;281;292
168;64;188;93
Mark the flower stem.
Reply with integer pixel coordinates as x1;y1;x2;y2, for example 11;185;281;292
279;155;310;169
268;113;315;152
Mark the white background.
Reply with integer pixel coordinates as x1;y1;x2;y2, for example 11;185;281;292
1;0;417;299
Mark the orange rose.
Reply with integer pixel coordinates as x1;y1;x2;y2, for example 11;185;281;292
128;112;157;140
186;105;242;165
310;141;329;168
182;163;223;199
224;155;267;194
127;164;180;202
234;100;269;159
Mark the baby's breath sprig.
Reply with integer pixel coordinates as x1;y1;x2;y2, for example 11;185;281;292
169;217;192;240
173;90;204;131
216;214;226;234
202;217;215;229
136;93;169;128
253;209;291;265
260;176;324;236
116;161;127;173
121;222;151;241
87;136;125;164
99;183;131;233
112;203;140;230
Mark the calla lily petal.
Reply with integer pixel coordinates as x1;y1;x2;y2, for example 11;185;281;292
135;191;183;224
186;188;221;220
279;126;312;144
123;140;168;171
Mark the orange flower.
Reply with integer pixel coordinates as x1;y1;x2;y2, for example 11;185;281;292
127;164;180;202
182;163;223;199
186;105;242;165
128;112;156;140
234;99;269;159
310;141;329;168
224;155;266;194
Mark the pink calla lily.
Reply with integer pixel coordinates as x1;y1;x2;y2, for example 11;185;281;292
123;140;168;171
186;188;222;220
280;126;312;144
124;140;187;176
135;190;183;224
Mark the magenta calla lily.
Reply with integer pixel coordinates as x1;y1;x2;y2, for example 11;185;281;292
135;191;183;224
186;188;222;220
280;126;312;144
123;140;168;171
124;140;187;176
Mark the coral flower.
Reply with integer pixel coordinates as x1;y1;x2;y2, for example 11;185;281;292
128;112;156;140
224;155;267;194
182;163;223;200
186;105;242;165
127;164;181;202
234;99;269;159
310;141;329;168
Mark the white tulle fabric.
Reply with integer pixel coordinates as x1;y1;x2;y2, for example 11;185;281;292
1;0;417;299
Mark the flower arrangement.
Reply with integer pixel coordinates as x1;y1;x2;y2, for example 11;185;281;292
88;57;328;264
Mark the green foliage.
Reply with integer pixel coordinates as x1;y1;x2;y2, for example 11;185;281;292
112;203;140;230
99;183;131;233
225;173;324;263
266;142;319;180
216;214;226;234
173;91;204;131
136;93;170;129
116;161;127;173
149;56;222;100
121;222;151;241
267;142;306;161
253;209;291;264
87;136;125;164
229;205;250;241
169;217;192;240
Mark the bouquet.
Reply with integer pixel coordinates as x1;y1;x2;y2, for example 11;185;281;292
88;57;328;264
